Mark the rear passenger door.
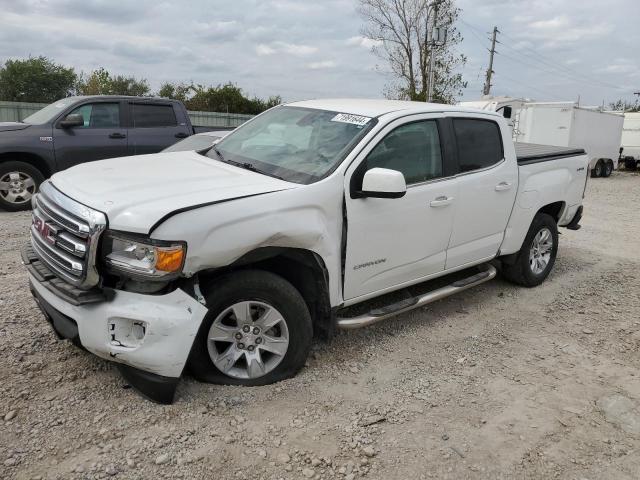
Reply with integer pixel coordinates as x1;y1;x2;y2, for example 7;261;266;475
126;102;191;155
445;116;518;270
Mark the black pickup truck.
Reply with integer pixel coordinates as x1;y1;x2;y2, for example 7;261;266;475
0;96;209;211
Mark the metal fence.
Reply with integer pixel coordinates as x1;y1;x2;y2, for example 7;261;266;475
0;100;254;127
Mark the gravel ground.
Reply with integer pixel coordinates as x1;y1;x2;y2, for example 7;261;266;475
1;172;640;480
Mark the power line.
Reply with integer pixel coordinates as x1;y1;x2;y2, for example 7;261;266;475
460;19;625;92
498;29;622;90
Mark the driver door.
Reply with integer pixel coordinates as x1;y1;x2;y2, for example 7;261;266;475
53;101;128;171
343;116;459;301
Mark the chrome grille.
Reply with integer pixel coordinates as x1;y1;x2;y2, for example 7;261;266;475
30;181;106;289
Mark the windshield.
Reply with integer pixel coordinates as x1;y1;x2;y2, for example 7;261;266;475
163;134;220;152
22;98;78;124
206;106;376;184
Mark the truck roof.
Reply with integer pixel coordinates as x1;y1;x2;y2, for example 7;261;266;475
63;95;181;103
286;98;500;118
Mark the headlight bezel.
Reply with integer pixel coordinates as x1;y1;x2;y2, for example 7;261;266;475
101;230;187;282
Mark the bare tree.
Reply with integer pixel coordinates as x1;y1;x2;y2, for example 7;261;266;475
358;0;466;103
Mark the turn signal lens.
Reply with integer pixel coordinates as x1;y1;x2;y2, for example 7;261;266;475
155;247;185;272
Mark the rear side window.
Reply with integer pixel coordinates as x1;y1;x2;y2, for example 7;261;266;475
453;119;503;172
130;103;177;128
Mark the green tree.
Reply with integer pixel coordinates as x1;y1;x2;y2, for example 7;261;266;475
358;0;467;103
0;56;77;103
609;99;640;112
77;67;150;96
185;83;280;114
157;82;194;102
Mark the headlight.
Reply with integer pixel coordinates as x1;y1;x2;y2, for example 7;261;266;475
102;231;186;281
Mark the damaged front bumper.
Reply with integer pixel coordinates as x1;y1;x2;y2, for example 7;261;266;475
26;266;208;404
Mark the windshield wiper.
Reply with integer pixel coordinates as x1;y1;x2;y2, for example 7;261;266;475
211;147;284;181
237;162;285;181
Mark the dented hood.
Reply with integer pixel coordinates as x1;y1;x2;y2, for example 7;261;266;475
50;151;297;233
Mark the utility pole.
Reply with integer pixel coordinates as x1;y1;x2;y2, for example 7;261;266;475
427;0;440;102
482;26;498;96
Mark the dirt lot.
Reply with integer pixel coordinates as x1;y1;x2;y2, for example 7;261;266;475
1;172;640;480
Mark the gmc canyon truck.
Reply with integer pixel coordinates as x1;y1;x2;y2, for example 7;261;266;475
0;95;204;211
23;99;588;403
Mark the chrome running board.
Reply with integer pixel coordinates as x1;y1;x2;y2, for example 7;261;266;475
336;264;497;330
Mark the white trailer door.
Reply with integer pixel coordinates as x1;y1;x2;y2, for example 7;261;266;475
446;116;518;269
343;116;458;301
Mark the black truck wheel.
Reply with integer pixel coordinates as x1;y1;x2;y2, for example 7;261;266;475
502;213;559;288
189;270;313;386
0;161;43;211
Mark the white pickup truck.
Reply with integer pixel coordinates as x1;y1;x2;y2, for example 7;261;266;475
23;99;589;403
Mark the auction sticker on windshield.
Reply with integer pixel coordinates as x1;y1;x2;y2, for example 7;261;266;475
331;113;371;127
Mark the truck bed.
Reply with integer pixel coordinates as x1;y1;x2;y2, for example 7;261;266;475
515;142;585;165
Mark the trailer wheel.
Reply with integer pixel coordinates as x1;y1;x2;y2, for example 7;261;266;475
501;213;558;288
602;160;613;177
188;270;312;386
591;160;603;178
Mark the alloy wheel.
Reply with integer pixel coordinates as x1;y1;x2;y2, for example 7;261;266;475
529;227;553;275
207;300;290;379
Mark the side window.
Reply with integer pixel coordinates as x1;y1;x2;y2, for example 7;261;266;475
68;103;120;128
364;120;443;185
453;119;503;173
130;104;177;128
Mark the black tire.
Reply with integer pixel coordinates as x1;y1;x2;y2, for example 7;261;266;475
188;270;312;386
501;213;559;288
591;160;603;178
0;161;44;211
602;160;614;177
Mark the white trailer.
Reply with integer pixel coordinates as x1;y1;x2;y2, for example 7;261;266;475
514;102;624;178
620;112;640;170
459;96;530;134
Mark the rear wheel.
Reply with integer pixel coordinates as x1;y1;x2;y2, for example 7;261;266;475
602;160;613;177
0;161;43;211
591;160;603;178
625;157;638;170
502;213;558;287
188;270;312;386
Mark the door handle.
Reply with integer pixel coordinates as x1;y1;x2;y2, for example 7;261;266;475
109;133;126;139
430;196;454;207
495;181;512;191
175;132;189;139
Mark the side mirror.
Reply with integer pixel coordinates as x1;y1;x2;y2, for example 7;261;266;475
360;168;407;199
502;106;513;119
60;113;85;128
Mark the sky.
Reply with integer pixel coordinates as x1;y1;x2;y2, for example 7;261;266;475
1;0;639;106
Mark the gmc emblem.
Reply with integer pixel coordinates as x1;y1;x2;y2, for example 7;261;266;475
32;214;58;246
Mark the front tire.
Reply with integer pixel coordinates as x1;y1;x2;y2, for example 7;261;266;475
0;161;44;211
188;270;312;386
591;160;603;178
502;213;558;287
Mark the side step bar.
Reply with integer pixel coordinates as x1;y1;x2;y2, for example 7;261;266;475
336;264;497;330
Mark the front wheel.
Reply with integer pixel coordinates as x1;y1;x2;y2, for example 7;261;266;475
591;160;603;178
188;270;312;386
0;161;44;211
502;213;558;287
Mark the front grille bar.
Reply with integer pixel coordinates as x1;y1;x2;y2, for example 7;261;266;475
29;181;107;289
